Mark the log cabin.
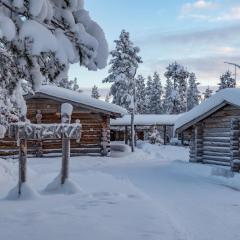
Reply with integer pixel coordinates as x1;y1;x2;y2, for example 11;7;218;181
0;85;126;157
175;88;240;171
111;114;182;145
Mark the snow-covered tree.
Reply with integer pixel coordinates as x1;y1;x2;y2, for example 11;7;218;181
145;76;153;114
0;49;25;131
164;62;189;113
187;73;200;111
135;75;146;114
57;77;80;91
103;30;142;111
91;85;100;99
218;71;236;91
0;0;108;128
146;72;163;114
203;86;213;100
163;78;174;114
149;126;164;145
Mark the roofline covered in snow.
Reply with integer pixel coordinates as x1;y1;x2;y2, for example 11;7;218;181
25;86;127;118
176;101;227;132
175;88;240;132
111;114;182;126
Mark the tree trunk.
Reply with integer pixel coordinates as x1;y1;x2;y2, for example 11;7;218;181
131;112;135;152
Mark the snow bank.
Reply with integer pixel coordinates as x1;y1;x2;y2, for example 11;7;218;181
111;143;131;153
6;183;39;200
43;175;80;195
175;88;240;130
35;85;127;116
111;114;182;126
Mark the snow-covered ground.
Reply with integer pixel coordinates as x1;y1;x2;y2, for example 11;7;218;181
1;143;240;240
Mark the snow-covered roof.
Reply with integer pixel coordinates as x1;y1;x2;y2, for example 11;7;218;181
27;85;127;116
175;88;240;131
111;114;182;126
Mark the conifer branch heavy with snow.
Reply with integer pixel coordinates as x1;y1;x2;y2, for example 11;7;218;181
0;0;108;127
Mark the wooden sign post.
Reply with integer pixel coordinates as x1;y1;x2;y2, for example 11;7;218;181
8;103;81;197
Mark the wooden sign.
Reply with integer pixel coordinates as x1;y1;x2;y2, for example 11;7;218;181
9;103;82;198
9;122;81;141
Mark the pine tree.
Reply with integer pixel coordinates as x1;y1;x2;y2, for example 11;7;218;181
145;76;153;114
187;73;200;111
0;0;108;126
164;62;189;113
163;78;174;114
135;75;146;114
218;71;236;91
57;77;80;92
103;30;142;111
149;72;163;114
203;86;213;100
91;85;100;99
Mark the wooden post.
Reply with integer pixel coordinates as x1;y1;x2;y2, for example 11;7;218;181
35;110;43;157
163;125;167;145
101;116;111;156
230;119;240;171
18;139;27;195
131;112;135;152
61;103;73;185
124;126;128;145
134;125;137;147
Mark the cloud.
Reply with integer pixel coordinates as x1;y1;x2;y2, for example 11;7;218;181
137;24;240;47
180;1;240;22
214;6;240;21
182;0;218;14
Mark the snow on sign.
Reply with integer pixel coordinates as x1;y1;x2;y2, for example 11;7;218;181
9;122;81;141
7;103;82;199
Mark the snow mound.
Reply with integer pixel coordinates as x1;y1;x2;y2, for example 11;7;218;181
110;142;131;158
43;175;80;195
111;143;131;153
211;167;235;179
6;183;39;201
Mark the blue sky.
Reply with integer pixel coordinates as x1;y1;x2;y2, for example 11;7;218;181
69;0;240;91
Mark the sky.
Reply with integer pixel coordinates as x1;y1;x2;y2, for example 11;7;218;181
69;0;240;93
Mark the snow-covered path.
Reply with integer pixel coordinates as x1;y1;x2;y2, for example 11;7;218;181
1;144;240;240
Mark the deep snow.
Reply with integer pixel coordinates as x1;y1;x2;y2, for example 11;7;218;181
1;143;240;240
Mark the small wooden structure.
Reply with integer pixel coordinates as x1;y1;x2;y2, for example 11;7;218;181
175;88;240;170
111;114;181;145
0;85;126;157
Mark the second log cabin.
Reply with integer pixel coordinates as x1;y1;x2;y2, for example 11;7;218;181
175;88;240;170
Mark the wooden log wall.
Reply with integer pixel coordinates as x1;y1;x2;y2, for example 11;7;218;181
187;104;240;166
230;119;240;171
0;98;111;156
